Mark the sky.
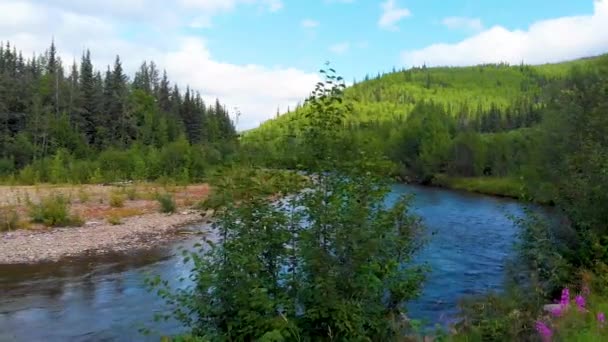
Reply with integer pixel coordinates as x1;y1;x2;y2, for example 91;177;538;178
1;0;607;130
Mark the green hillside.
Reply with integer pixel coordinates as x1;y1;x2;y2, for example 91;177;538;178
250;54;604;132
242;54;608;200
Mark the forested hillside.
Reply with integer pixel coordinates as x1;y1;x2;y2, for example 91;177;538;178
0;41;236;184
243;55;608;202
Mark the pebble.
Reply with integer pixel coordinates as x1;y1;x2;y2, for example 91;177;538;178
0;212;209;264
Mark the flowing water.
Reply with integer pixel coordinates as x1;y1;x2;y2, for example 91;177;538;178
0;184;535;341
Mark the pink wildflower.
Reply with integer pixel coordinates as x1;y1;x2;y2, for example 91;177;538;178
560;288;570;306
598;312;606;327
550;306;563;317
575;295;586;311
535;321;553;342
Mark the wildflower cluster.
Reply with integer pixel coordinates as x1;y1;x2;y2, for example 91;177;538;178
536;286;606;341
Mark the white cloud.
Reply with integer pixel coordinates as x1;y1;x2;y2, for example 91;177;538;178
379;0;411;31
164;38;318;129
301;19;320;28
442;16;483;31
329;42;350;54
402;0;608;67
0;0;314;130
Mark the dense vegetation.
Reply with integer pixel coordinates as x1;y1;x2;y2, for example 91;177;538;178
0;41;236;184
3;39;608;341
236;56;608;340
243;55;608;202
149;68;428;340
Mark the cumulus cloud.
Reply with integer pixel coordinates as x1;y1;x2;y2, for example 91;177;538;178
442;17;483;31
379;0;411;31
164;38;319;129
0;0;315;130
402;0;608;67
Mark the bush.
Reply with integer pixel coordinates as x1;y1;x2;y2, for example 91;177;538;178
124;187;138;200
109;193;125;208
0;206;20;231
107;215;122;225
28;194;81;227
157;193;176;214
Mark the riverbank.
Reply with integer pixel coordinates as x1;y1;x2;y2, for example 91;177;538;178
0;212;208;264
431;174;525;199
0;183;211;264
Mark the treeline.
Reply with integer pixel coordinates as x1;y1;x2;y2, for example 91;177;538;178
242;97;543;184
243;55;608;201
0;41;236;183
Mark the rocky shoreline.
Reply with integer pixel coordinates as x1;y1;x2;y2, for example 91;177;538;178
0;211;210;264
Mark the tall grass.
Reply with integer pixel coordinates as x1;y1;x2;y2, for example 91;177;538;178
28;194;83;227
0;206;20;231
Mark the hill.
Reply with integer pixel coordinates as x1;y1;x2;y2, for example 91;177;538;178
242;54;608;200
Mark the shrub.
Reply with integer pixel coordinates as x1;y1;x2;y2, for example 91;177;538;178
157;193;176;214
124;187;138;200
109;193;125;208
0;206;20;231
107;215;122;225
28;194;81;227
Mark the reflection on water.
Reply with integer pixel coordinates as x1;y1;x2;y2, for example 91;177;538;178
0;185;537;341
0;241;199;342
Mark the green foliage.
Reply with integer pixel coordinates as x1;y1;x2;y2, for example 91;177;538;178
124;187;138;200
0;206;20;231
199;167;309;210
28;194;82;227
0;41;237;184
109;193;125;208
157;193;176;214
243;55;608;202
432;175;526;200
149;65;427;341
107;215;122;225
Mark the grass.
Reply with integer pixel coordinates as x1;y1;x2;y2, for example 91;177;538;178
432;174;526;200
109;192;126;208
77;188;91;203
157;193;176;214
0;206;20;231
28;194;83;227
124;186;138;200
107;215;122;225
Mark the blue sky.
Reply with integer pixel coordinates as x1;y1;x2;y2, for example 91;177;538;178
1;0;607;129
200;0;595;80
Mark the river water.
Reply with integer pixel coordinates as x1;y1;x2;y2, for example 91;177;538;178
0;184;530;341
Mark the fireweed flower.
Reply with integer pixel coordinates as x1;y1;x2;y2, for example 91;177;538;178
598;312;606;327
560;288;570;306
575;295;586;311
535;321;553;342
550;305;563;317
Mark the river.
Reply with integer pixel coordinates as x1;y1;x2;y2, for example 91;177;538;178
0;184;531;341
